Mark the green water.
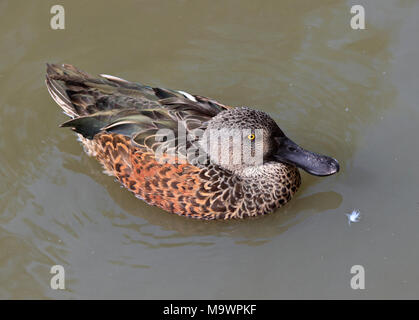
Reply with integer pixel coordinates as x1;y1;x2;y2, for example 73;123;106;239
1;0;419;298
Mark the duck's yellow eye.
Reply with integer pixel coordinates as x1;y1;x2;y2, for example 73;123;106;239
248;134;255;140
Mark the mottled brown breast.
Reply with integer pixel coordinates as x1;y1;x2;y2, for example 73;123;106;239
87;132;249;219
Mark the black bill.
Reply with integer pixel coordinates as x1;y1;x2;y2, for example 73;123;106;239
273;136;340;176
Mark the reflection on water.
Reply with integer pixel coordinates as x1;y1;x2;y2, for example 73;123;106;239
1;0;419;298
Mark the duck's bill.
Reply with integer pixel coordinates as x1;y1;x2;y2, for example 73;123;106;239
273;137;340;176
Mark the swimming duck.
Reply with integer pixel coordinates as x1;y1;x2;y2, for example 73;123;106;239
46;63;339;220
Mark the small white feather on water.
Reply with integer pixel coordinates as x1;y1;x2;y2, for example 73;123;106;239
346;209;361;225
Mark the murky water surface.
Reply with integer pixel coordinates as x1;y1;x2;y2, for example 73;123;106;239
1;0;419;299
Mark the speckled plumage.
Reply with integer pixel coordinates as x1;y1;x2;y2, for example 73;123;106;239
46;63;306;220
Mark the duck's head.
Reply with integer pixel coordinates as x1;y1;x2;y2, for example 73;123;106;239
201;107;340;176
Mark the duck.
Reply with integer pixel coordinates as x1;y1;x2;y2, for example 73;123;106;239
45;63;339;220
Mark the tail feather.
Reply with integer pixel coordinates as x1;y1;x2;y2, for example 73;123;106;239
45;63;151;118
45;76;77;118
46;63;93;118
46;63;92;80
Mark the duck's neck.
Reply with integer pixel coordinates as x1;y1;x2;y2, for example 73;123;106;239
236;161;296;180
233;161;301;217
